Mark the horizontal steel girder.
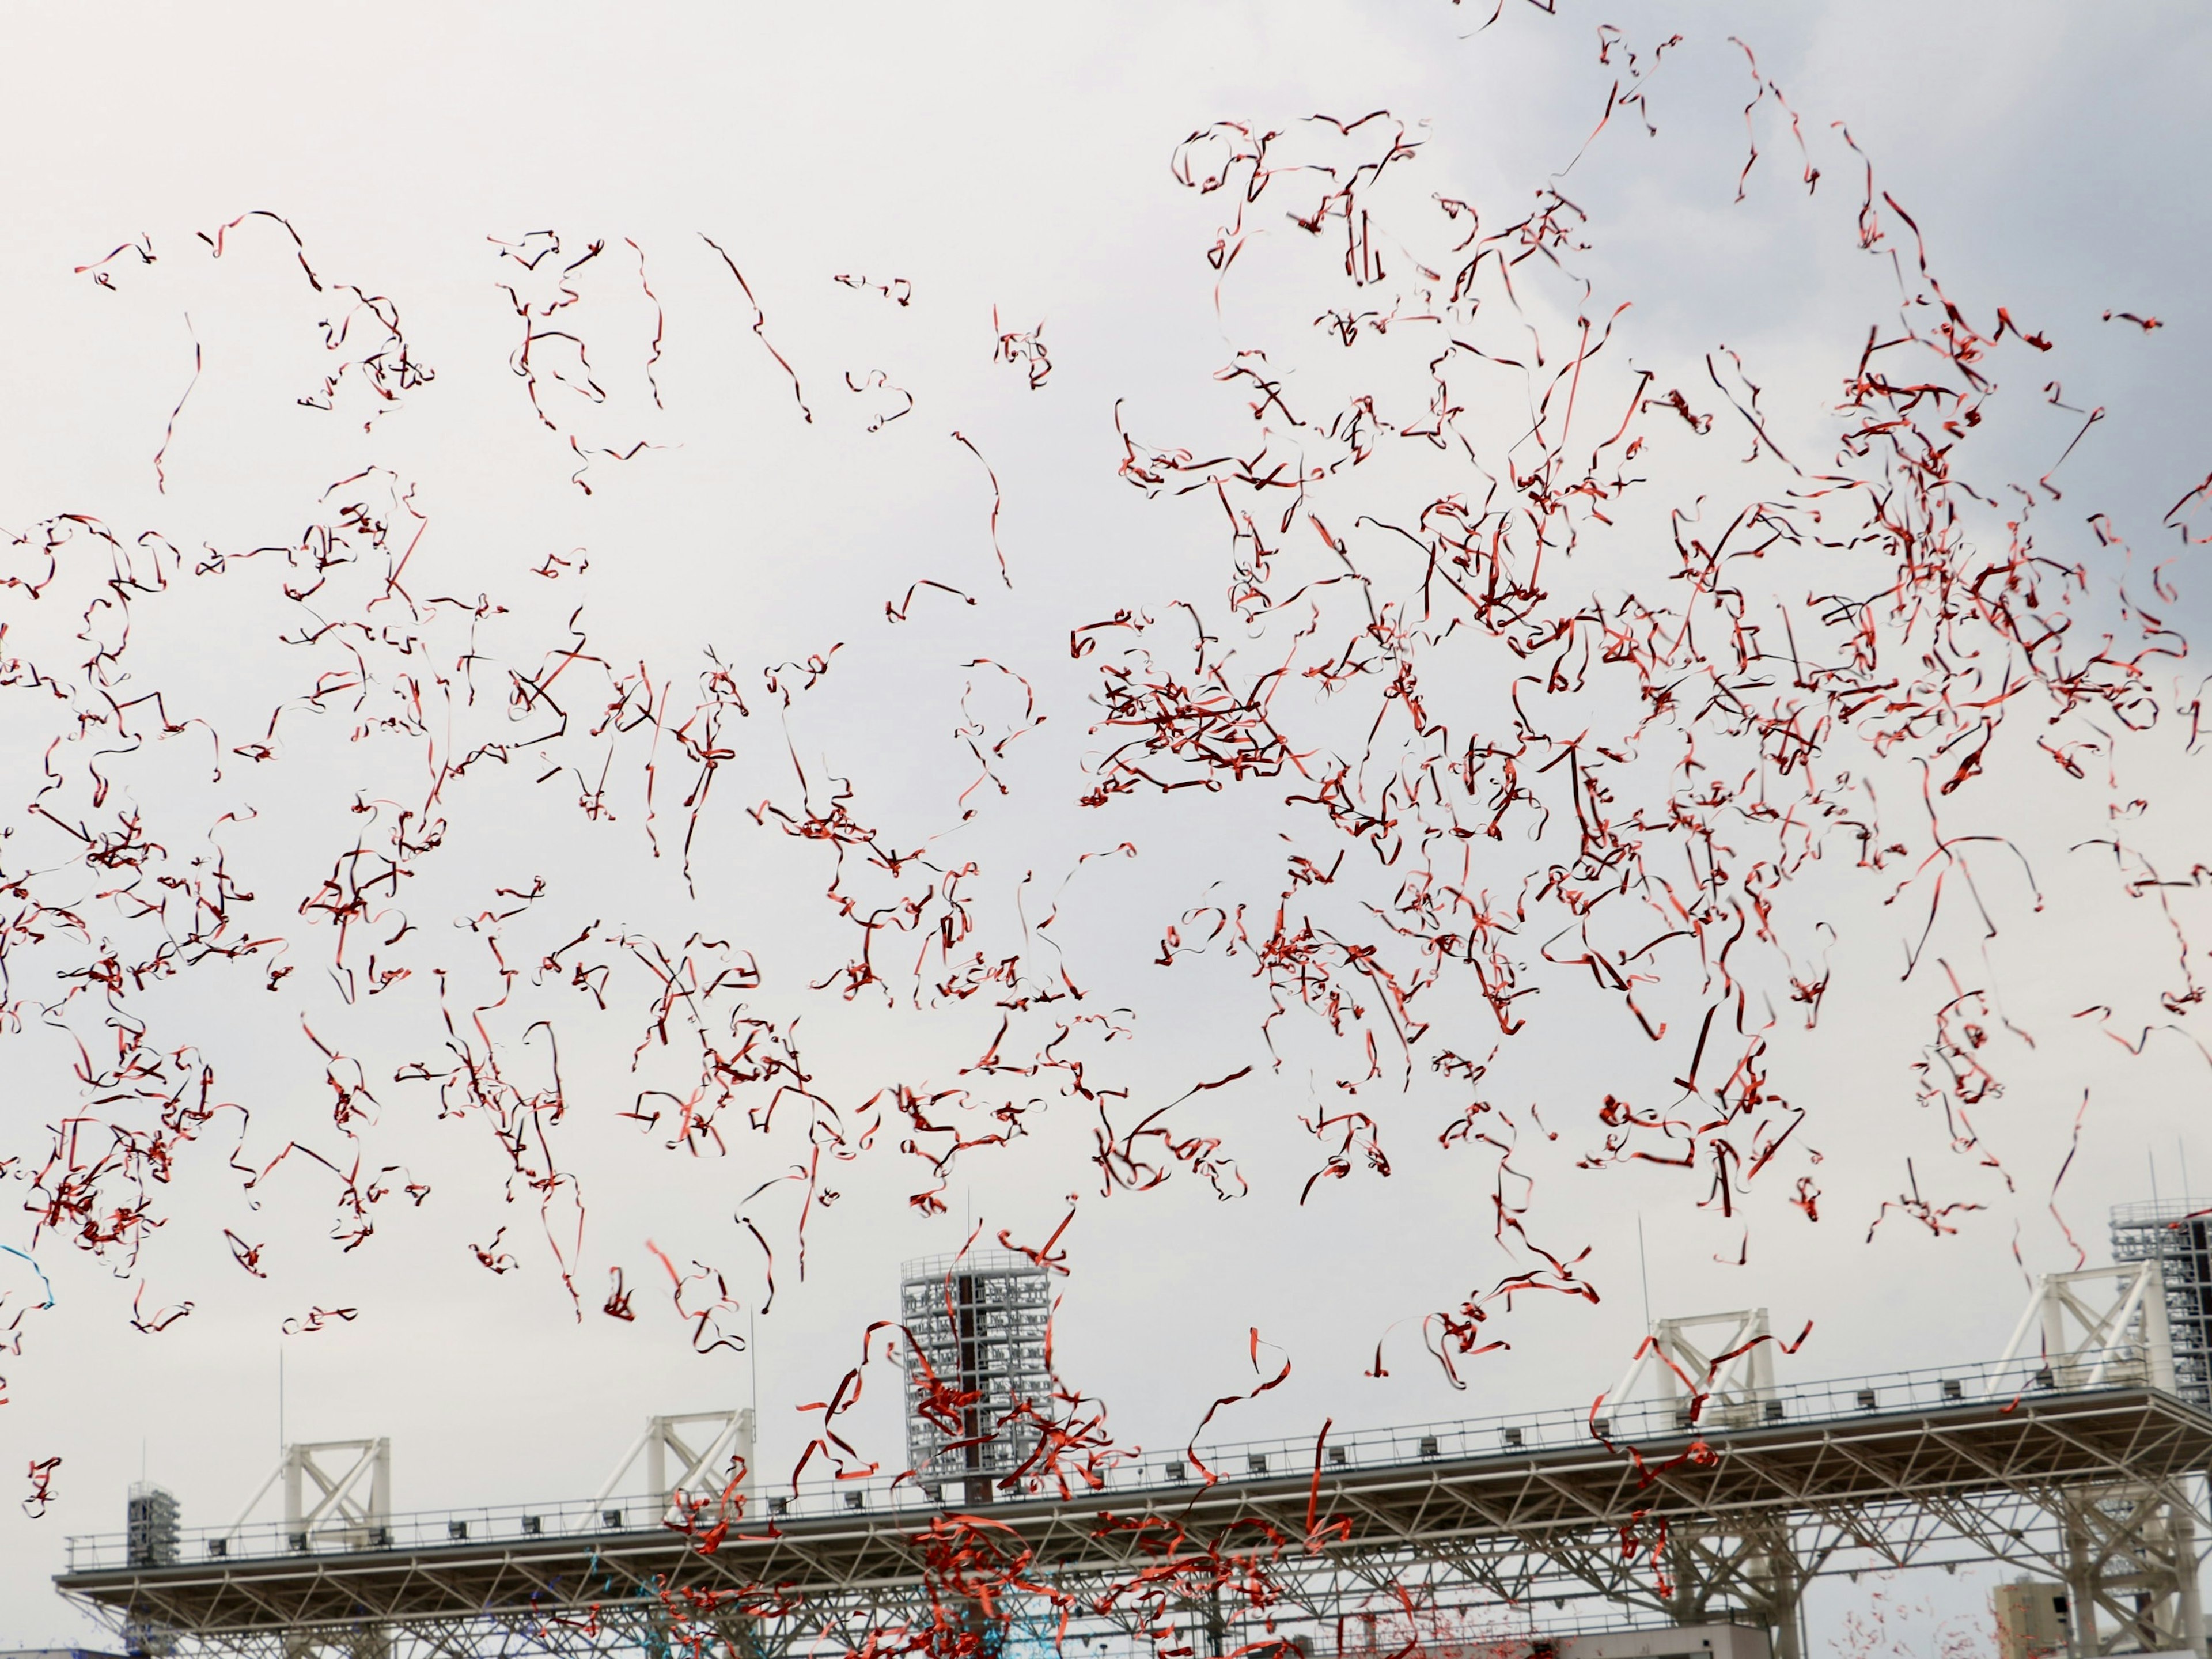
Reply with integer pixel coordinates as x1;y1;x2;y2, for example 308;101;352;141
59;1389;2212;1641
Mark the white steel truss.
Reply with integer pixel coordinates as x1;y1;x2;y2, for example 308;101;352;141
587;1410;756;1529
1982;1264;2202;1654
1995;1263;2177;1396
62;1285;2212;1659
220;1441;392;1554
66;1384;2212;1659
1608;1309;1778;1432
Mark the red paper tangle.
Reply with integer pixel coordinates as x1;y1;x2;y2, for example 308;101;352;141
835;273;914;306
0;21;2195;1645
993;310;1052;391
701;233;812;423
22;1456;60;1519
75;233;156;290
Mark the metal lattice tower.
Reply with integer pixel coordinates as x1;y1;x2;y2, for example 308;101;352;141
2111;1198;2212;1409
899;1250;1052;1506
123;1481;181;1658
127;1484;180;1569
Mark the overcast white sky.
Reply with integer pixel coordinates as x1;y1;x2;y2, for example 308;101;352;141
1;2;2210;1652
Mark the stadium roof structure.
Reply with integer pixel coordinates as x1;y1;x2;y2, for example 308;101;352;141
55;1354;2212;1659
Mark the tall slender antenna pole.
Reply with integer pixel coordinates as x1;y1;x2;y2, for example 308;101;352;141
278;1344;286;1458
749;1305;759;1419
2152;1149;2162;1209
1637;1213;1653;1334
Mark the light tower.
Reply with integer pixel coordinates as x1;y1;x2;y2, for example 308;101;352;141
126;1483;179;1567
899;1250;1052;1506
2109;1195;2212;1408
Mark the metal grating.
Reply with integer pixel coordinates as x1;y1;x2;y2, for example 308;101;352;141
2110;1198;2212;1408
898;1250;1052;1506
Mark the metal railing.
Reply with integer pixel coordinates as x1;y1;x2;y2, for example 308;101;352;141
2111;1197;2212;1227
900;1248;1046;1280
61;1351;2155;1574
